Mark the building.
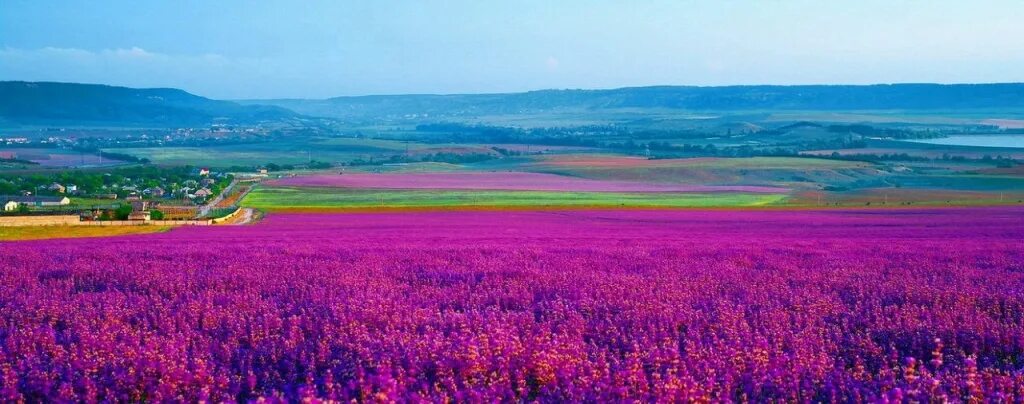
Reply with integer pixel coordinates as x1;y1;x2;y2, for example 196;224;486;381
3;200;18;212
48;183;66;193
194;188;213;198
1;195;71;208
66;184;79;194
128;211;151;221
145;187;166;198
198;168;211;176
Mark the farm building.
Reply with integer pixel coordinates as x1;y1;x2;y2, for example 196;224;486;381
3;200;18;212
1;195;71;208
128;211;151;221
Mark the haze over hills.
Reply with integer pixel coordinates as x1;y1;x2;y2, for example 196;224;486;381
3;81;1024;128
240;83;1024;121
0;81;300;128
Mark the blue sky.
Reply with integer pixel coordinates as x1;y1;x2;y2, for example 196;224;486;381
2;0;1022;99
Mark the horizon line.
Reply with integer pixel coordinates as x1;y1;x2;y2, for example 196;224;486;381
4;79;1024;101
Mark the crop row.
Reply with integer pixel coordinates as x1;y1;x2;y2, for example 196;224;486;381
0;209;1022;401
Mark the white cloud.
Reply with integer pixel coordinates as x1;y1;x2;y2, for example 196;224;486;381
544;56;560;71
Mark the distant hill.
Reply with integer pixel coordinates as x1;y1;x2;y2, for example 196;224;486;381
240;83;1024;121
0;81;301;127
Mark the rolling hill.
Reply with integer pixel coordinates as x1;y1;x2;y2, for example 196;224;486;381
240;83;1024;121
0;81;301;127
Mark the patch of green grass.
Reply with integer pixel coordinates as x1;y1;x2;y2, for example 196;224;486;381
312;137;434;151
242;186;786;210
0;225;170;241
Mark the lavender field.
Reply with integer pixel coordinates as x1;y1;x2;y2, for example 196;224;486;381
2;208;1024;401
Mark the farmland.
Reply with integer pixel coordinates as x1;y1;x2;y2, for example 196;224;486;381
0;224;170;240
268;172;788;193
4;85;1024;402
2;208;1023;401
243;187;784;211
0;148;124;169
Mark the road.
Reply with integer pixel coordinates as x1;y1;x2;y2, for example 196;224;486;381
216;207;257;225
197;179;256;218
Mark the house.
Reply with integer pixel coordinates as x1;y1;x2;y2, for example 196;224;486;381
145;187;166;198
1;195;71;207
198;168;211;176
128;211;151;221
66;184;79;194
48;183;66;193
193;188;213;198
201;178;216;186
258;168;269;175
3;200;19;212
130;200;152;212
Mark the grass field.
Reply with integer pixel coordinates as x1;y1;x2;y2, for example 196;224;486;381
104;146;363;167
533;155;868;169
0;225;170;241
105;138;407;167
107;138;498;167
242;186;786;211
525;155;881;189
788;188;1024;206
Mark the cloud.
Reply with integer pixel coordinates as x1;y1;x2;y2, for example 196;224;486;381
545;56;560;71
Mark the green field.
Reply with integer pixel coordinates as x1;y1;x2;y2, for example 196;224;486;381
523;155;881;189
0;225;170;241
105;145;371;167
105;138;496;167
242;186;786;210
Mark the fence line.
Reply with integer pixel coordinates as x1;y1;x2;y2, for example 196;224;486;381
0;207;242;227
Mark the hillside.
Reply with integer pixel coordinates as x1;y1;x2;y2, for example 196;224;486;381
240;83;1024;121
0;81;300;127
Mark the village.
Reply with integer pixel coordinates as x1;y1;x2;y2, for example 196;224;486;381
0;166;264;223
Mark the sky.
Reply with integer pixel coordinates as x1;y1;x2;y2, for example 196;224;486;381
2;0;1023;99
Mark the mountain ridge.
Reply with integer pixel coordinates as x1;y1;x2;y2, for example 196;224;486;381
236;83;1024;121
0;81;300;127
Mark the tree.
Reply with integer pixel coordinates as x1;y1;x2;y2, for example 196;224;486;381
114;204;133;220
150;210;165;220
